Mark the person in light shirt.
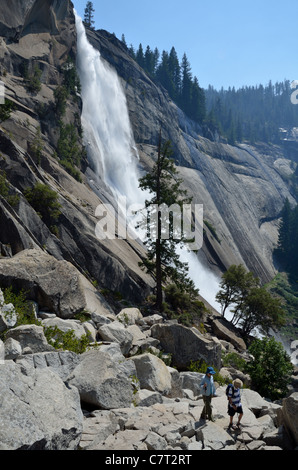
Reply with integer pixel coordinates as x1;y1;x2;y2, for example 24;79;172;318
227;378;244;430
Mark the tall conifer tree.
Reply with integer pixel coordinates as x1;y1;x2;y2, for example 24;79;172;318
84;1;95;29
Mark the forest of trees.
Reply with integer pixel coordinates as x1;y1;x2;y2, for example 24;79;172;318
122;36;298;146
124;40;206;124
205;81;298;144
274;198;298;280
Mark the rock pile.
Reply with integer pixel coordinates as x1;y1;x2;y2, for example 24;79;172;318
0;281;297;451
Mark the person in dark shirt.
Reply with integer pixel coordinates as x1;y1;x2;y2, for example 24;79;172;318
200;366;216;421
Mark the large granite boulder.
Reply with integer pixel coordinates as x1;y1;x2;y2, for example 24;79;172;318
67;348;136;409
131;353;172;395
0;361;83;450
0;248;113;319
277;392;298;447
151;322;221;370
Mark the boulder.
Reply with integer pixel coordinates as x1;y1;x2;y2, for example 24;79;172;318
41;317;87;340
5;324;54;354
15;350;80;382
0;289;4;306
135;389;163;407
277;392;298;447
219;366;251;388
241;389;280;417
0;339;4;364
67;348;135;409
180;371;205;397
167;366;184;398
151;323;221;370
0;249;113;319
117;307;143;325
4;337;22;360
211;318;247;351
131;353;172;395
79;410;119;450
0;361;83;450
196;421;235;450
97;321;133;356
0;302;17;332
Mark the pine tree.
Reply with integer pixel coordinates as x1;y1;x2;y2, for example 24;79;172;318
84;1;95;29
180;53;192;116
138;131;198;312
136;44;145;69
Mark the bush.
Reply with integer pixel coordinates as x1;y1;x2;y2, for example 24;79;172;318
246;337;294;400
1;287;38;331
0;99;14;122
25;64;42;93
163;283;206;326
44;325;90;354
24;182;61;232
221;351;247;371
57;123;81;166
0;170;19;207
54;85;68;117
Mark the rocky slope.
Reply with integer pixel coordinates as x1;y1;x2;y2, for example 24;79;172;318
1;286;298;450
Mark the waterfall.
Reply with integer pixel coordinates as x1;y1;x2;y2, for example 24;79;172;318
74;12;144;208
74;11;224;314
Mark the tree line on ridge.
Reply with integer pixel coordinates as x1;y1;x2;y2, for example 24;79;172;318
121;36;298;145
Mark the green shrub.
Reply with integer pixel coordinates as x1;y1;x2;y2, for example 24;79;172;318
60;159;82;182
54;85;68;117
44;325;90;354
25;64;42;93
24;182;61;232
163;283;206;326
246;337;294;400
0;99;14;122
0;170;20;207
221;351;247;371
30;127;43;165
1;287;38;330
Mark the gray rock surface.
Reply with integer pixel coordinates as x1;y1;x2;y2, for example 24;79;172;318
0;361;83;450
67;348;135;410
151;322;221;370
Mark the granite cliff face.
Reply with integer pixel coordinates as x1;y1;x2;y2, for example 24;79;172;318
86;29;297;284
0;0;153;304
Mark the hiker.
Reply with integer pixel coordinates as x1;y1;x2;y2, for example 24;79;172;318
200;366;216;421
227;378;243;430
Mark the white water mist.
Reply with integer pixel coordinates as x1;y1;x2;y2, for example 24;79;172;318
74;11;224;314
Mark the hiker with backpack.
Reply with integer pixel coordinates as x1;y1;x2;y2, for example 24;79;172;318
200;366;217;422
227;378;243;430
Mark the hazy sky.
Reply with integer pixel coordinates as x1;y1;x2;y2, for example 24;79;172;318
73;0;298;90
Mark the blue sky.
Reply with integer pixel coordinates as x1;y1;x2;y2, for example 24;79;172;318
73;0;297;90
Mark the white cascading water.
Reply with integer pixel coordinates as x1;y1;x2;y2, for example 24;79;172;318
74;11;225;314
74;11;144;208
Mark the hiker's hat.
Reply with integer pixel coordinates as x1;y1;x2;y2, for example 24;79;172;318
206;366;216;375
233;378;243;388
